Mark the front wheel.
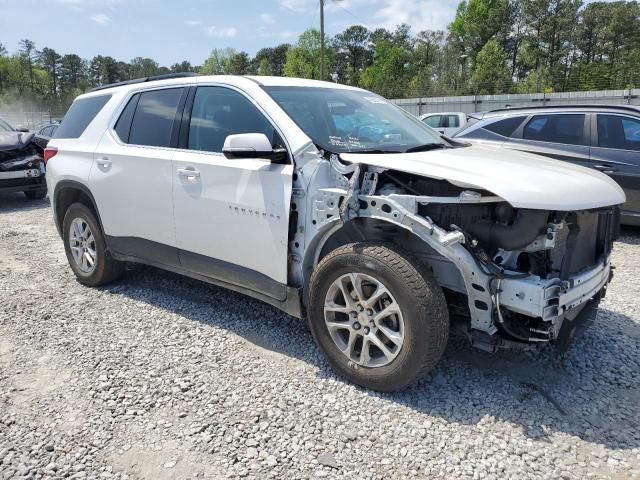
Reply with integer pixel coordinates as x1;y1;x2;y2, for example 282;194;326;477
308;242;449;391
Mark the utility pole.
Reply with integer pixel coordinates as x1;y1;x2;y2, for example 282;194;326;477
320;0;325;80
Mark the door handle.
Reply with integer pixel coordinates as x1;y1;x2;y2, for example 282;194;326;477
96;157;111;168
593;164;616;174
177;168;200;179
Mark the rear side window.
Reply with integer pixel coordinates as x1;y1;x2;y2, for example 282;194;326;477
484;116;526;137
523;114;585;145
54;94;111;139
597;115;640;151
446;115;460;128
128;88;184;148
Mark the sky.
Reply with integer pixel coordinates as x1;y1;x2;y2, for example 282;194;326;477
0;0;611;67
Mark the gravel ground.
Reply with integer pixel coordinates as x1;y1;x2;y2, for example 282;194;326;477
0;193;639;480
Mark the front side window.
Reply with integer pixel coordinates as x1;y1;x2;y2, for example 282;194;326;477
598;114;640;151
188;87;279;153
264;86;444;153
128;88;184;148
523;114;585;145
423;115;441;128
54;94;111;139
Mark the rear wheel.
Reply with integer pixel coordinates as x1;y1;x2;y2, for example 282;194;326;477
308;242;449;391
24;189;47;200
62;203;124;286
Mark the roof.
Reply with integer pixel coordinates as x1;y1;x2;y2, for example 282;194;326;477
482;104;640;118
85;73;361;97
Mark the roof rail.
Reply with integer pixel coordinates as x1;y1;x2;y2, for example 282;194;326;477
487;104;640;114
90;72;199;92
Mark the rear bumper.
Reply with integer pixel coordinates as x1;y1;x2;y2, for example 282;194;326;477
0;173;47;194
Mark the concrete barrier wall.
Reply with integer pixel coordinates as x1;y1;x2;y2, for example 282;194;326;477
390;89;640;116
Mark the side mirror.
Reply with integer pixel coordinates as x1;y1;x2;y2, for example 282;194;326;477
16;127;30;133
222;133;287;163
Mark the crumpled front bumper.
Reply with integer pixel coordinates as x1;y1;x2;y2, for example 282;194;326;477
498;258;611;321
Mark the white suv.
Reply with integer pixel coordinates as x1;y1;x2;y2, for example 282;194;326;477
46;74;625;391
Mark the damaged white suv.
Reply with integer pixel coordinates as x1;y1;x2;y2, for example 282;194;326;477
46;74;625;391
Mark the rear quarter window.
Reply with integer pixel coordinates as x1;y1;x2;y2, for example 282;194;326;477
484;116;527;137
54;94;111;139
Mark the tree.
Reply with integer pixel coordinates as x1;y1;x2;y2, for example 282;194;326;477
129;57;161;78
450;0;512;60
225;51;250;75
284;29;333;80
360;41;411;98
200;48;236;75
170;61;195;73
0;44;7;57
333;25;372;85
19;39;36;92
38;47;62;98
471;38;512;93
257;58;273;76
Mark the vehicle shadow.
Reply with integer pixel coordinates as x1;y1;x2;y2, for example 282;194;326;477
618;225;640;245
0;192;49;214
102;262;640;452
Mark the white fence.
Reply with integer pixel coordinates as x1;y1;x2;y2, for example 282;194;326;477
0;111;64;130
390;89;640;116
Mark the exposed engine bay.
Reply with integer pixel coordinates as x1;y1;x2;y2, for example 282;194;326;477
292;150;619;353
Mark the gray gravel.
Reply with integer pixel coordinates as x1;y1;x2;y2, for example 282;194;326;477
1;192;639;480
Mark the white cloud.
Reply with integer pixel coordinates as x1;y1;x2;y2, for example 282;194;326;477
279;31;297;39
206;26;238;38
89;13;111;25
373;0;456;32
184;20;202;27
259;13;275;24
279;0;315;12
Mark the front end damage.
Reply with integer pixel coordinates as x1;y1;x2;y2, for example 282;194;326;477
293;150;619;352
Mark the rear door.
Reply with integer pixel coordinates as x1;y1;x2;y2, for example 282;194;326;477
591;113;640;221
171;85;293;298
89;87;186;263
506;113;591;169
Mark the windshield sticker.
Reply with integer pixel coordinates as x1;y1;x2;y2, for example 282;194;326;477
363;96;389;105
329;136;365;149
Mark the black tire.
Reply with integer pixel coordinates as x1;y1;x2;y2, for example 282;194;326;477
24;189;47;200
62;202;124;286
308;242;449;391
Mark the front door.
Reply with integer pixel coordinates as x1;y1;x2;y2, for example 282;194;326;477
172;86;293;298
591;113;640;223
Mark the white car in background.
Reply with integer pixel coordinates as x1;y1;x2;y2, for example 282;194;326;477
419;112;468;136
45;74;623;391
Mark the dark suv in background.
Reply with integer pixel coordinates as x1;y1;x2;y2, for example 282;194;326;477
454;105;640;226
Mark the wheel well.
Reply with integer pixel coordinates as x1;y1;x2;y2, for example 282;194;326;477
54;187;99;236
302;218;443;302
317;218;422;263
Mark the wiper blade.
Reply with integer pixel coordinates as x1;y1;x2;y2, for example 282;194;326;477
404;143;446;153
347;148;403;154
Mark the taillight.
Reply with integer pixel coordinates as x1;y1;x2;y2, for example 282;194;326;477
43;147;58;164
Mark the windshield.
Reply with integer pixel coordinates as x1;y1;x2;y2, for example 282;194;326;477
263;86;444;153
0;119;15;132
